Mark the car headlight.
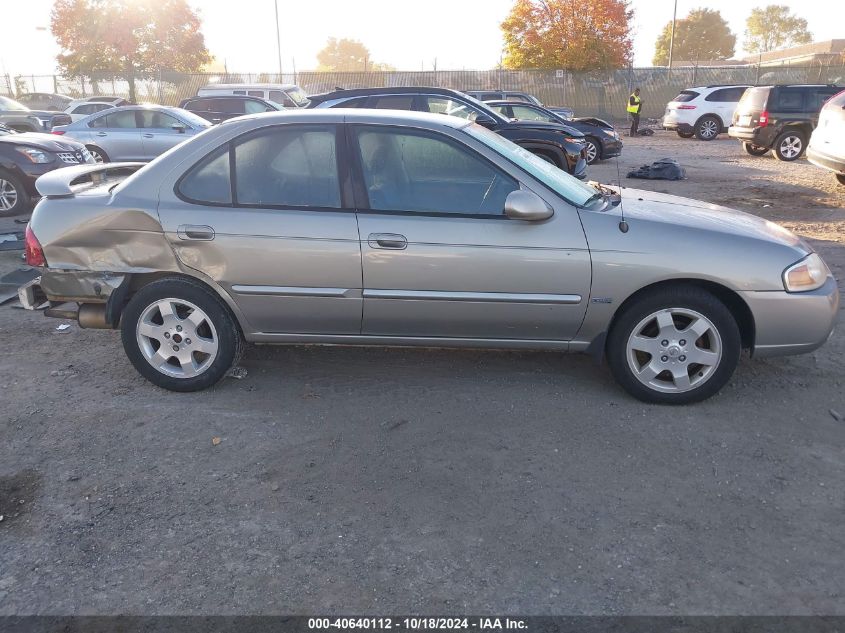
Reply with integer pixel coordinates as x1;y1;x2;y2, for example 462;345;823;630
563;137;584;144
783;253;831;292
15;147;53;164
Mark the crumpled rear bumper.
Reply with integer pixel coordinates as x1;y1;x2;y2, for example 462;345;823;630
18;270;129;328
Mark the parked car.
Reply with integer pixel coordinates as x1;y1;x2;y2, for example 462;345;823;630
21;110;838;403
662;85;751;141
807;89;845;185
729;84;843;160
51;106;211;162
0;96;72;132
179;95;282;124
65;101;118;122
308;87;588;179
196;84;309;108
465;90;575;119
16;92;73;112
0;128;93;215
66;96;131;110
486;100;622;165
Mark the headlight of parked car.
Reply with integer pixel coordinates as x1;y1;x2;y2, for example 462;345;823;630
563;137;584;144
783;253;831;292
15;147;53;164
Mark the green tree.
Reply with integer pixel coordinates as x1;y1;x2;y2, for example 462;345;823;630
51;0;211;102
744;5;812;54
653;8;736;65
317;38;372;72
501;0;633;71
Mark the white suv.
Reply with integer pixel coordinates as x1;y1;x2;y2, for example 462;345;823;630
663;85;750;140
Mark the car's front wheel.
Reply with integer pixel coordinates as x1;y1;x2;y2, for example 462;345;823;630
583;138;601;164
772;131;805;161
85;145;109;163
121;277;243;391
742;142;769;156
606;287;741;404
836;174;845;186
0;171;30;216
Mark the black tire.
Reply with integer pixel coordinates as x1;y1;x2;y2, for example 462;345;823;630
694;115;721;141
772;130;806;161
606;286;741;405
676;130;695;139
0;170;31;217
121;277;244;392
742;142;769;156
584;137;601;164
85;145;110;163
836;174;845;186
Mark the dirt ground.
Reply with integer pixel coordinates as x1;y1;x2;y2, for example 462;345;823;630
0;131;843;615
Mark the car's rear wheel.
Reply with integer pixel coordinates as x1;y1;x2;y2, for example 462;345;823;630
742;142;769;156
695;116;720;140
676;130;695;139
121;278;243;392
772;131;805;161
0;171;30;217
85;145;109;163
836;174;845;186
606;286;741;404
583;138;601;164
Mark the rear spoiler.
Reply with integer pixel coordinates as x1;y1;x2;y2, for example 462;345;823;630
36;162;146;199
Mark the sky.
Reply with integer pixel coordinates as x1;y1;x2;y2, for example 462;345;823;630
1;0;839;79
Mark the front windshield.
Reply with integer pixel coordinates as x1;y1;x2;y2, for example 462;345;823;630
0;96;29;112
463;123;598;208
287;87;310;107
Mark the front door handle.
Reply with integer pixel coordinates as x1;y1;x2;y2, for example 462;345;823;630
177;224;215;241
368;233;407;250
95;132;107;137
143;133;154;138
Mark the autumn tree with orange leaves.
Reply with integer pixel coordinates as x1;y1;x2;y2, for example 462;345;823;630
51;0;210;102
501;0;633;71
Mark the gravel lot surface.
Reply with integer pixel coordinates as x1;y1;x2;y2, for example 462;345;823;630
0;131;843;615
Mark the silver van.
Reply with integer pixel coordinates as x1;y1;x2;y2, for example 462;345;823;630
196;84;309;108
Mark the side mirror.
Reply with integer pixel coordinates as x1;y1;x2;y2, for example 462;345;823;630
171;123;186;133
474;114;497;129
504;190;554;221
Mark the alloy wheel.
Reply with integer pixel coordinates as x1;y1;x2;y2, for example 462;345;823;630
88;148;105;163
626;307;722;394
779;135;803;159
584;140;598;164
699;119;718;139
0;178;18;211
136;298;218;378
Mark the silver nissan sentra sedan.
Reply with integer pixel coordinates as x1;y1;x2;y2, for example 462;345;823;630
20;109;838;403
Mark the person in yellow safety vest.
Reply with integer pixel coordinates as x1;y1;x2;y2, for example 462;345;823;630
627;88;642;136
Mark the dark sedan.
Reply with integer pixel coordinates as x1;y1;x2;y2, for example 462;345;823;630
0;128;94;215
486;100;622;165
308;87;588;179
179;95;282;124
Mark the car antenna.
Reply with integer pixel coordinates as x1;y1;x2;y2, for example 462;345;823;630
614;151;629;233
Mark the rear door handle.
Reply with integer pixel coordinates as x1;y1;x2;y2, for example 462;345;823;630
368;233;407;250
142;133;154;138
95;132;107;137
177;224;215;240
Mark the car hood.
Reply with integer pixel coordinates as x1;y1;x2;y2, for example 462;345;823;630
617;187;809;252
501;119;585;137
0;132;84;151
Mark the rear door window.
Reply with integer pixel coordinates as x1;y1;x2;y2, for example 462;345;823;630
705;87;747;102
248;90;264;98
772;88;805;112
233;125;341;208
370;95;415;110
92;110;138;128
215;99;246;114
178;146;232;205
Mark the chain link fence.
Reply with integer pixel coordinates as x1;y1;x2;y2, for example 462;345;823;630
4;64;844;121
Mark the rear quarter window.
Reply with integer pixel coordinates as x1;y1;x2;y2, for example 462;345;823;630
672;90;699;102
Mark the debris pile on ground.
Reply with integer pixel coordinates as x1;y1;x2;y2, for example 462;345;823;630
627;158;686;180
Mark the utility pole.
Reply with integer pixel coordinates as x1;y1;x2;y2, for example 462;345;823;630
274;0;283;79
667;0;678;78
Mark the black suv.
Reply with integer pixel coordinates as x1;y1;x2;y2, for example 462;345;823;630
179;95;281;124
307;87;587;179
729;84;843;161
